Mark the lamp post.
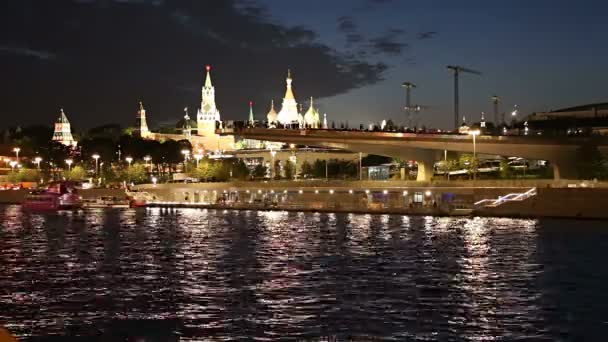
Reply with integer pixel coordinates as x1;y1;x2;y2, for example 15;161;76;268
125;156;133;167
468;129;480;180
143;155;151;171
290;144;297;180
65;159;73;171
194;153;203;168
181;149;190;172
13;147;20;159
92;154;100;176
359;152;363;181
34;157;42;170
270;150;276;178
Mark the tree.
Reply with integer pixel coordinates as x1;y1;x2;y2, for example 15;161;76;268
64;165;87;181
577;140;608;179
458;154;476;174
123;163;148;184
312;159;326;178
231;159;250;180
284;160;295;179
7;168;40;183
499;159;513;179
300;160;313;178
252;164;267;179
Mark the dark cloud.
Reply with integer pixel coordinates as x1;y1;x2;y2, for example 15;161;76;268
337;16;357;33
369;28;408;56
417;31;438;40
356;0;394;11
0;46;56;60
0;0;387;128
346;33;364;45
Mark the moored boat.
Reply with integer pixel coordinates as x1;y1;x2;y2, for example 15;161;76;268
23;181;83;211
126;190;153;208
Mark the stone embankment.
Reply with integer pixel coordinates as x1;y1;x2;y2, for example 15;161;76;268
1;180;606;219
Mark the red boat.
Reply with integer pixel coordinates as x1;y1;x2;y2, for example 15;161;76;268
126;190;153;208
23;182;83;211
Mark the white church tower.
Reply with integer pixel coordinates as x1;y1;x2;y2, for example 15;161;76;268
52;108;77;147
197;65;220;136
277;69;299;126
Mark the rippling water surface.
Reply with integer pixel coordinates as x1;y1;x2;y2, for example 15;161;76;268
1;205;608;341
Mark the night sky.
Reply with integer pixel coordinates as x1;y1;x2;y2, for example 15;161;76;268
1;0;607;131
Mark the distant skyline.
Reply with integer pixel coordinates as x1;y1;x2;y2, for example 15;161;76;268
1;0;608;131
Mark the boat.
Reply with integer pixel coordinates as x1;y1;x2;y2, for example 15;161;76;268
23;181;83;211
125;190;154;208
83;195;130;208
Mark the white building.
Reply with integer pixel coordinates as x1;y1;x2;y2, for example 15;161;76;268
52;108;77;147
277;70;299;125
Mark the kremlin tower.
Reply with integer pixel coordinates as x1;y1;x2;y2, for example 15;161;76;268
136;101;150;138
197;65;220;135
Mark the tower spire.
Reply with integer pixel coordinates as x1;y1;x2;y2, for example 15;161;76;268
248;101;254;124
284;69;295;100
205;65;212;88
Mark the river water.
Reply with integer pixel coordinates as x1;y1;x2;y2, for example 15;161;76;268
0;205;607;341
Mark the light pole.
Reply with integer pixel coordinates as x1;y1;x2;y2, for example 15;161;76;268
65;159;73;171
468;129;480;180
125;156;133;167
34;157;42;170
194;153;203;168
270;150;276;178
92;154;100;176
359;152;363;181
290;144;297;180
143;155;151;171
181;150;190;172
13;147;20;159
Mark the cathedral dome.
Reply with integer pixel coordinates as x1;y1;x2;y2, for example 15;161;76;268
267;99;278;123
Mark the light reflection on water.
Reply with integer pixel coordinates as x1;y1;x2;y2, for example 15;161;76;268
1;205;607;340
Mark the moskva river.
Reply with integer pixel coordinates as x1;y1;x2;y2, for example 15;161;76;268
1;205;607;340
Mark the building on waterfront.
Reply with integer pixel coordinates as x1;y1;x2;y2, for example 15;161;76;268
277;70;300;126
52;108;77;147
526;102;608;135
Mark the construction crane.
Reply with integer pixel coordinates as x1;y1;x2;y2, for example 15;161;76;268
401;82;429;128
447;65;482;131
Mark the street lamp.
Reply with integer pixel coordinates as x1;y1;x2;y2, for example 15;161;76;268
125;156;133;167
269;150;277;178
65;159;73;171
143;155;151;171
92;154;100;176
468;129;480;180
34;157;42;170
194;153;203;167
181;149;190;172
13;147;20;159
